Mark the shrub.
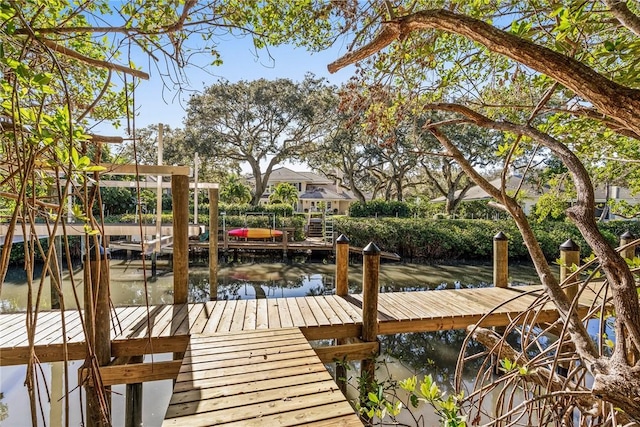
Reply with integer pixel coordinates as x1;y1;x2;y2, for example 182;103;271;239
349;199;413;218
333;217;640;262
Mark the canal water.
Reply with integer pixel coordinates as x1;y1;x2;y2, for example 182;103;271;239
0;258;541;426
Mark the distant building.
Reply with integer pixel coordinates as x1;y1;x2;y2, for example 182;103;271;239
431;175;639;219
254;167;358;214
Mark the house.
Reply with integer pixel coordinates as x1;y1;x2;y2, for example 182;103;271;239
431;175;544;215
257;167;358;215
431;174;640;219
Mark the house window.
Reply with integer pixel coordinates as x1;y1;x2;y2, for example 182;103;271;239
327;202;332;209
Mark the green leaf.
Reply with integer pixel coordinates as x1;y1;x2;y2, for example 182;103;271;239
604;41;616;52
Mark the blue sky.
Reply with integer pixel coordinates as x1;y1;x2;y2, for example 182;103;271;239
100;36;354;135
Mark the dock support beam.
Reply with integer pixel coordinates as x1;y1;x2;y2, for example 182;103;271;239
493;231;508;288
360;242;380;421
209;187;218;300
172;174;189;304
125;355;144;427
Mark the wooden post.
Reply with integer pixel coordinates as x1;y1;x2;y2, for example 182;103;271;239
620;231;636;260
360;242;380;420
172;174;189;304
282;227;288;261
151;252;157;279
50;361;63;427
49;235;62;309
334;234;350;394
559;239;580;302
493;231;508;288
335;234;349;297
193;153;199;224
84;256;111;426
491;232;509;373
125;356;144;427
209;187;218;300
620;231;638;365
155;123;164;254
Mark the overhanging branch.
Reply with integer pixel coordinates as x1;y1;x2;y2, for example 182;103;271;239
328;9;640;137
39;38;149;80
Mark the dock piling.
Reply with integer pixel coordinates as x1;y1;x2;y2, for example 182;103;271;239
620;231;636;260
335;234;350;394
282;228;288;261
125;355;144;427
360;242;380;419
84;255;112;426
559;239;580;302
493;231;508;288
209;187;219;300
172;174;189;304
335;234;350;297
620;231;638;365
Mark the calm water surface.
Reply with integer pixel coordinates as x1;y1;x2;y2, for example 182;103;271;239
0;258;542;426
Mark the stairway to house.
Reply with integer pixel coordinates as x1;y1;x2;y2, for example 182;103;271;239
307;218;324;237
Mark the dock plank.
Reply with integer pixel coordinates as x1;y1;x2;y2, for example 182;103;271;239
202;301;226;334
277;298;294;328
188;301;215;334
305;297;331;326
216;300;237;333
315;296;344;325
256;299;269;329
267;298;282;329
229;299;247;332
243;299;257;331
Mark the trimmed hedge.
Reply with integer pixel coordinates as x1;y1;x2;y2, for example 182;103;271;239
333;217;640;262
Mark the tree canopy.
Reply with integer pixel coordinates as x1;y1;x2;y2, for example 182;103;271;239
184;76;336;204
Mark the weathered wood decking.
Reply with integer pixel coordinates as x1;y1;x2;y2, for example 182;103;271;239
0;285;593;426
163;328;362;426
0;285;571;366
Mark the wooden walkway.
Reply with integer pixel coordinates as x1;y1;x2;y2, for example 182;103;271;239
0;286;569;366
0;285;594;425
163;328;362;426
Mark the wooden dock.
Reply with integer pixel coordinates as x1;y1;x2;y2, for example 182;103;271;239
163;328;362;426
0;285;592;425
189;239;402;260
0;286;569;366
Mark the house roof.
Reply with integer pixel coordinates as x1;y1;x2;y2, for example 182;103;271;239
264;167;333;185
432;175;640;204
299;185;357;201
431;175;543;203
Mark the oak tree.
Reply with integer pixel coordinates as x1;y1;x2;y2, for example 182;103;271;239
184;76;336;204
